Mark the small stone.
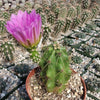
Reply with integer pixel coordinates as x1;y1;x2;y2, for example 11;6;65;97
4;3;9;10
11;5;16;9
34;86;38;90
67;89;71;93
1;93;5;98
34;97;40;100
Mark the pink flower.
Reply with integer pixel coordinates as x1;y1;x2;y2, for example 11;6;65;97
5;10;42;49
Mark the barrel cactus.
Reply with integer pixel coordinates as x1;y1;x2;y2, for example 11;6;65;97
39;43;71;93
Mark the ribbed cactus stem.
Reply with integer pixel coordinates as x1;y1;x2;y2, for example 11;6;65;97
39;43;71;93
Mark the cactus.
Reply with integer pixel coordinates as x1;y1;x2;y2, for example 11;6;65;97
71;17;80;29
39;43;71;93
41;14;46;25
54;8;60;19
0;78;6;93
91;6;99;19
2;12;9;19
63;18;72;32
36;7;43;14
82;0;91;9
51;2;57;12
42;26;51;44
0;20;6;33
81;11;89;24
29;48;40;63
0;42;15;61
54;20;65;36
76;5;81;17
47;14;55;24
71;55;83;64
67;6;76;18
44;8;50;15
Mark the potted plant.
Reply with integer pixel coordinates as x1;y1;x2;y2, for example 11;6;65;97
26;43;86;100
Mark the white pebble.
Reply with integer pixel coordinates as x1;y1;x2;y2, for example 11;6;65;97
1;93;5;98
4;3;9;10
34;97;40;100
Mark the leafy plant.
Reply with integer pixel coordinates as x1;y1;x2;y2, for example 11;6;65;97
39;43;71;93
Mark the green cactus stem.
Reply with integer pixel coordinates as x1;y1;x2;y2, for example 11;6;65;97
0;42;15;61
39;43;71;93
63;18;72;32
41;14;46;25
76;5;81;17
36;7;43;14
47;14;55;24
28;48;40;63
0;20;6;33
71;17;80;29
54;20;65;36
63;38;74;46
67;6;76;18
54;8;60;19
2;12;10;19
42;26;51;44
81;11;89;24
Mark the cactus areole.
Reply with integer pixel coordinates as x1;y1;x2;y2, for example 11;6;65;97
39;43;72;93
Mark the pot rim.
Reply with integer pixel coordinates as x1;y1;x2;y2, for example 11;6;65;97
26;67;86;100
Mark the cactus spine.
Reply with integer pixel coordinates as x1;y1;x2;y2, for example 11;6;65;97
39;43;71;93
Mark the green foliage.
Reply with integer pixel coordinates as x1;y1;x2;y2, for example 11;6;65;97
39;44;71;93
0;42;15;61
0;78;6;93
0;20;6;34
76;5;81;16
14;64;29;75
71;55;83;64
42;26;51;44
